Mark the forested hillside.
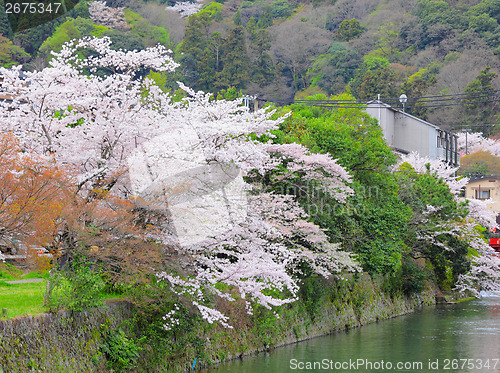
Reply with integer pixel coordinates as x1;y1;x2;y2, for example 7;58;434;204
2;0;500;131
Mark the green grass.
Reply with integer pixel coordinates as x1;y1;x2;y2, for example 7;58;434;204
22;270;50;280
0;263;23;281
455;297;476;303
0;264;49;319
0;280;47;319
0;264;127;319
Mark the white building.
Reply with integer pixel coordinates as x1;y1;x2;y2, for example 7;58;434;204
366;100;460;166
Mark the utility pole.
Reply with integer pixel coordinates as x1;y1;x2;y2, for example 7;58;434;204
464;128;470;155
466;129;468;155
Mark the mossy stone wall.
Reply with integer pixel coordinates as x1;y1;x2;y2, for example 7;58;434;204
0;275;437;372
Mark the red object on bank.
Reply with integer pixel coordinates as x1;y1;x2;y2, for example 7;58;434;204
489;238;500;250
490;225;500;253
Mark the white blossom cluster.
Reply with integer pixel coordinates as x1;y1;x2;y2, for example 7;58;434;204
88;1;129;30
456;131;500;156
193;302;232;328
396;152;468;196
398;152;497;228
162;304;181;330
167;0;204;18
266;143;354;202
455;220;500;297
396;152;500;296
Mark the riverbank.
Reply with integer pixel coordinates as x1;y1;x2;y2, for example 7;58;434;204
186;274;437;371
0;273;442;372
201;297;500;373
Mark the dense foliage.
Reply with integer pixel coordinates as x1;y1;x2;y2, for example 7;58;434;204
272;95;411;274
273;97;500;297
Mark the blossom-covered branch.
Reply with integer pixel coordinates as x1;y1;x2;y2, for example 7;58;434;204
0;37;359;327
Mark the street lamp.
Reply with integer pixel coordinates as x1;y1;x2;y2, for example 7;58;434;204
399;94;407;113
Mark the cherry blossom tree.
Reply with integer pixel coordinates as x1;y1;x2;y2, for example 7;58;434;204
396;151;469;196
454;217;500;297
167;0;204;18
0;37;359;327
397;152;500;295
0;37;178;196
456;131;500;157
88;1;129;30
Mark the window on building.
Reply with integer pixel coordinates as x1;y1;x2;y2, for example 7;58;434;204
437;136;447;148
475;189;491;200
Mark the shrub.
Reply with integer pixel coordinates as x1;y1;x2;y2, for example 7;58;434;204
45;255;106;311
298;276;326;320
101;326;145;372
382;257;426;297
400;259;426;295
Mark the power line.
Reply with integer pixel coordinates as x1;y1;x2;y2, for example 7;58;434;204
294;99;365;103
382;89;500;101
403;97;500;109
293;99;500;109
293;97;500;109
385;94;500;105
292;89;500;109
447;123;500;128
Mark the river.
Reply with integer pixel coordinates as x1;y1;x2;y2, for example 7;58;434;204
201;295;500;372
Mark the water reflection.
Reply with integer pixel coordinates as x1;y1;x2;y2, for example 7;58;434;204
201;297;500;372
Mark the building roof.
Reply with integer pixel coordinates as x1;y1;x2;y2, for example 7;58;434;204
366;99;441;130
468;175;500;181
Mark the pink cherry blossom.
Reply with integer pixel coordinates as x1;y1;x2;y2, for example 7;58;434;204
0;37;358;327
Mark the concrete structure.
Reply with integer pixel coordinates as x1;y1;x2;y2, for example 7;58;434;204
366;100;460;166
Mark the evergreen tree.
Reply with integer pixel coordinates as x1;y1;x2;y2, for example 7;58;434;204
351;67;399;101
463;67;499;136
198;31;223;92
257;5;273;28
335;19;364;41
401;68;437;120
178;13;211;88
218;26;250;90
0;0;12;39
233;10;242;26
250;29;275;85
179;13;211;61
246;16;257;34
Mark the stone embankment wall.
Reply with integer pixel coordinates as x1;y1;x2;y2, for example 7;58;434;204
0;275;437;372
196;274;437;370
0;301;134;373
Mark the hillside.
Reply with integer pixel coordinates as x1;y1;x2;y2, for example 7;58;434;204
2;0;500;133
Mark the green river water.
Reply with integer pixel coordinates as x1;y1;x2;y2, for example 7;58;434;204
200;295;500;372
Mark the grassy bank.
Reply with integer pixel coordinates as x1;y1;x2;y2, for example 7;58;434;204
0;281;47;319
0;263;47;319
0;263;124;320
